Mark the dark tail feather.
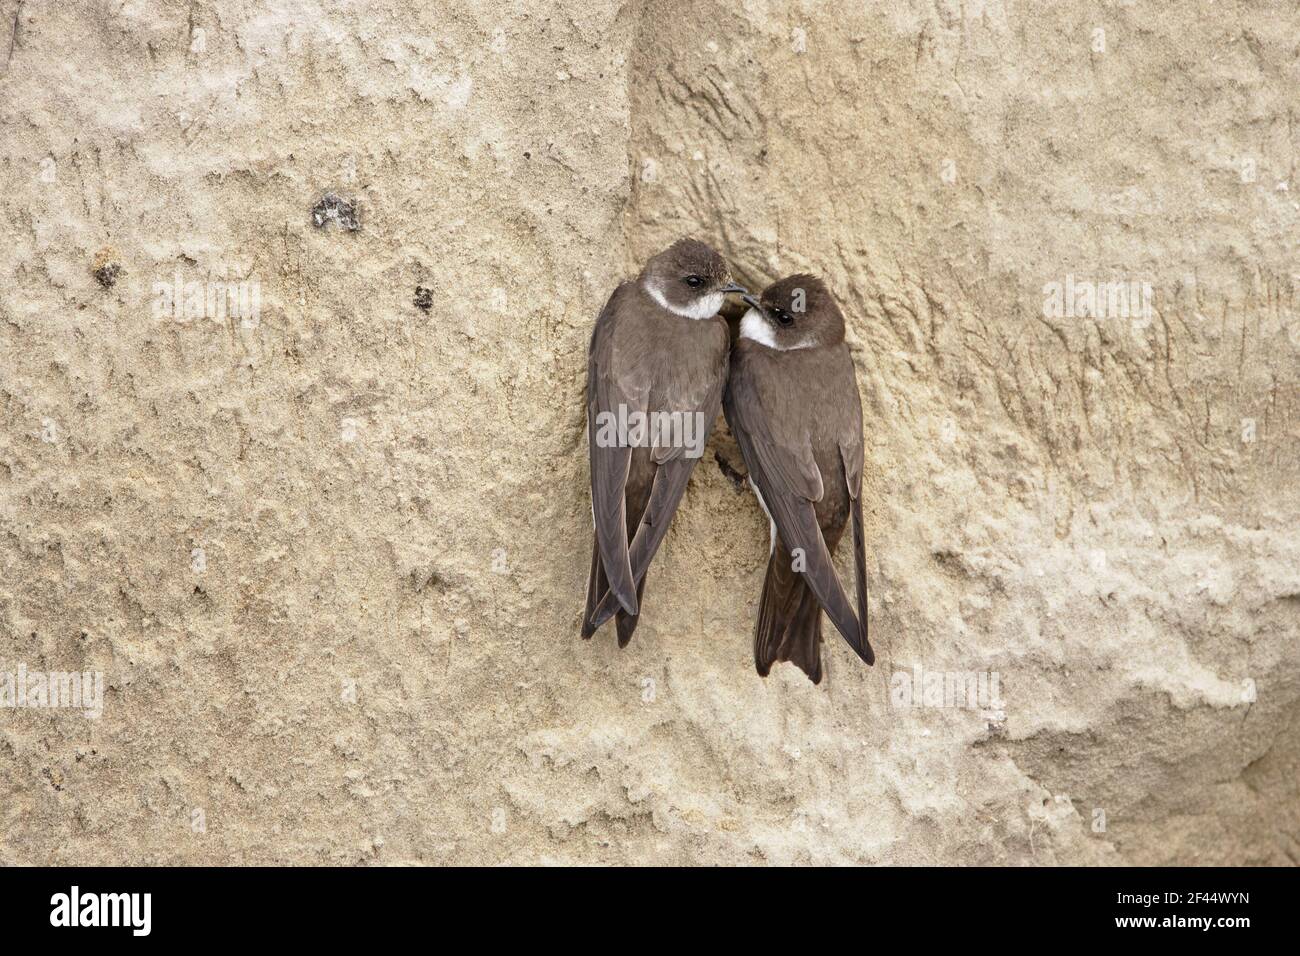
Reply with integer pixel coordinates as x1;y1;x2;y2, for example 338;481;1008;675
754;548;823;684
581;536;606;639
783;587;824;684
583;537;650;647
585;458;692;635
850;494;875;665
614;573;648;648
593;447;638;617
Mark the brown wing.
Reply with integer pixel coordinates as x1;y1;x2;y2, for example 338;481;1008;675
585;325;728;632
724;346;871;665
844;450;874;664
587;283;644;616
839;365;873;663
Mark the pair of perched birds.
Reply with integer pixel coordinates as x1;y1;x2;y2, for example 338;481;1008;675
580;238;875;684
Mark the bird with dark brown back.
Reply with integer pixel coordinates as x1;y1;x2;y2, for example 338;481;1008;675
724;275;875;684
582;239;748;646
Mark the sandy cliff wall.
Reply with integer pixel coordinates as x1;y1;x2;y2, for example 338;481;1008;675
1;0;1297;864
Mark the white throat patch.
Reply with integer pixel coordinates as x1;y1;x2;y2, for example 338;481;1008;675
739;307;814;350
645;279;723;320
739;308;777;347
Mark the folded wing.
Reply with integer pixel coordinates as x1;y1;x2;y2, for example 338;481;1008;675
726;353;872;665
585;340;727;633
587;286;643;616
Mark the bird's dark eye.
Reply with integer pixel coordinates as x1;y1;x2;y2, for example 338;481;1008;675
684;275;704;288
774;309;795;327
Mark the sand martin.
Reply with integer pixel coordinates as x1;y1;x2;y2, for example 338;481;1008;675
724;274;875;683
582;239;747;645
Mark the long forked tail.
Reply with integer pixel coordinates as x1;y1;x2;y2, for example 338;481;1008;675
581;536;606;639
754;549;824;684
584;457;693;636
582;534;647;646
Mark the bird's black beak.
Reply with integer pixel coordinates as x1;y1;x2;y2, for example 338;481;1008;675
720;283;748;295
741;294;763;311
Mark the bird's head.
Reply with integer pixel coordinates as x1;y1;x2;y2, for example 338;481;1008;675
640;238;747;319
740;274;844;350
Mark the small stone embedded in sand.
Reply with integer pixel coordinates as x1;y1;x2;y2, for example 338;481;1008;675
311;193;360;231
93;263;122;289
413;286;433;312
91;247;122;289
